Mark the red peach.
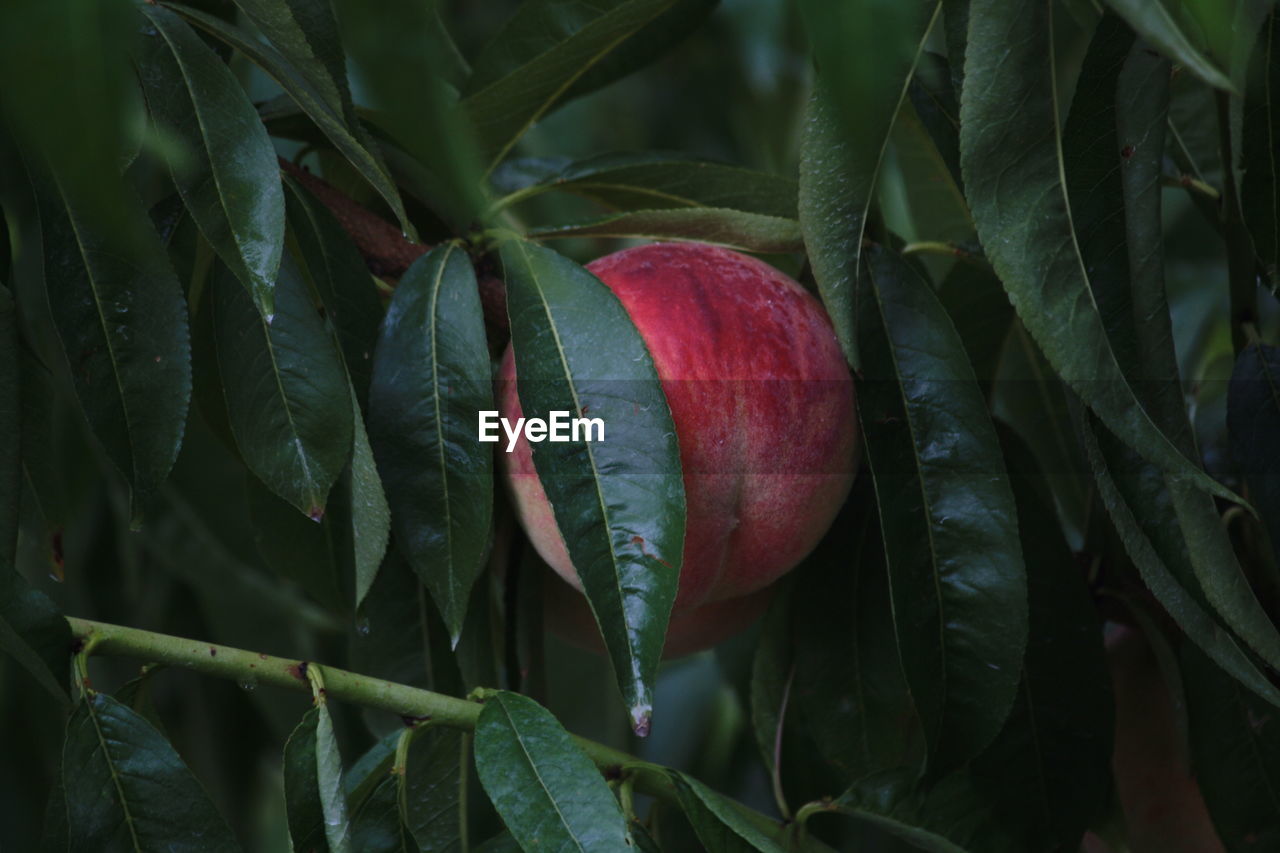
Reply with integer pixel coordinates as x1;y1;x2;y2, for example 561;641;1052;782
499;242;856;654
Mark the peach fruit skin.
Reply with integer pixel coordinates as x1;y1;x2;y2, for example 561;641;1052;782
498;242;858;631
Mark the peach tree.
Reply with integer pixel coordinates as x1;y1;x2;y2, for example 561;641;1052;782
0;0;1278;850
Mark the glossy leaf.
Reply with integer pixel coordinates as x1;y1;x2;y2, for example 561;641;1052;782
499;238;684;734
1182;641;1280;851
135;4;285;318
1075;406;1280;709
367;244;493;643
504;152;798;218
1103;0;1234;91
166;3;412;235
33;170;192;511
856;243;1027;775
960;0;1241;507
1243;11;1280;292
968;428;1112;852
1067;22;1280;675
62;692;240;851
209;255;353;519
347;390;391;610
462;0;678;171
284;703;353;853
529;207;803;253
473;691;630;851
401;725;464;852
667;770;783;853
1229;344;1280;566
284;177;385;408
797;1;940;368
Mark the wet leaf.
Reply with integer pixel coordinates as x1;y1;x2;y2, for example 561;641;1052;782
135;4;285;318
367;244;493;642
667;770;784;853
499;238;684;734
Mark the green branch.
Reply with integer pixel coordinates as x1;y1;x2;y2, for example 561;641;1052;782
66;617;791;845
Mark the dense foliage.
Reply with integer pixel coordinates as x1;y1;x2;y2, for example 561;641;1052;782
1;0;1279;850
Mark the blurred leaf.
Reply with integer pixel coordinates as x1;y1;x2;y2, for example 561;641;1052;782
135;4;285;319
0;285;58;698
401;725;464;852
284;702;352;853
1075;405;1280;709
62;692;240;851
499;239;685;735
284;178;385;408
797;1;940;369
473;691;630;851
501;151;797;217
749;588;791;783
1182;641;1280;851
209;256;353;518
1229;343;1280;567
907;52;963;191
31;168;192;514
1242;11;1280;295
667;770;783;853
791;482;916;781
333;0;486;231
40;769;68;852
247;474;345;611
350;549;436;696
961;0;1242;507
968;428;1113;852
368;244;493;642
166;3;413;235
1103;0;1235;91
889;102;972;251
115;667;166;734
470;0;716;109
462;0;679;171
936;261;1010;399
529;207;803;253
856;244;1027;775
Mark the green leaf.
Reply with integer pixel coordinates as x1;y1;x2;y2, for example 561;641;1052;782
285;702;353;853
1182;641;1280;851
284;177;385;409
135;4;285;319
499;239;685;734
368;244;493;643
790;481;916;780
32;169;192;512
907;52;963;192
797;1;940;369
469;0;715;110
749;588;792;782
62;692;240;851
1074;405;1280;709
246;473;345;610
1242;11;1280;294
960;0;1242;507
1067;20;1280;678
936;261;1011;399
331;0;487;231
209;255;353;519
474;691;630;851
501;152;798;218
347;390;391;611
667;770;784;853
1103;0;1235;91
164;2;412;236
968;428;1113;852
462;0;679;171
1229;344;1280;567
401;725;464;852
529;208;803;254
350;773;415;853
856;244;1027;775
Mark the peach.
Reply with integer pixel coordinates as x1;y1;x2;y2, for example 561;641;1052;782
499;242;856;654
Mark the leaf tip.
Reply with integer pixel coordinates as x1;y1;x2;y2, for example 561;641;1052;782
630;703;652;738
307;505;325;523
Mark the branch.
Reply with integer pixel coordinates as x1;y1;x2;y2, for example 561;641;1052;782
66;617;789;843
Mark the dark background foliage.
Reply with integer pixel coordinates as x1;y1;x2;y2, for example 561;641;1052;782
1;0;1279;851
